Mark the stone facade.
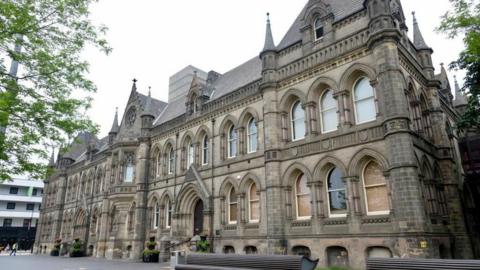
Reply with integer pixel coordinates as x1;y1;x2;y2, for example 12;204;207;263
35;0;475;268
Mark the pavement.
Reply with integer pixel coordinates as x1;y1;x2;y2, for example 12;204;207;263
0;255;172;270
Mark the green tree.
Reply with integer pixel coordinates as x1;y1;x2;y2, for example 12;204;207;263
0;0;111;181
438;0;480;131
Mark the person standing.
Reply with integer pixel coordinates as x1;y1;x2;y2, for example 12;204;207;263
10;242;17;256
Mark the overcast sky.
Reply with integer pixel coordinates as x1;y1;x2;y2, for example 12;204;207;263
83;0;465;138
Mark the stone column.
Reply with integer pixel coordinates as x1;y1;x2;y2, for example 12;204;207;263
96;197;110;258
370;36;428;232
262;82;286;254
52;174;67;241
306;102;318;136
131;139;150;260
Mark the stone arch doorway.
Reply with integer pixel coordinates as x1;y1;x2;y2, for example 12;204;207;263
193;199;204;236
176;183;212;238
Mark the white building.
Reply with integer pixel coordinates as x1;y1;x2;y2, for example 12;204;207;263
0;178;43;250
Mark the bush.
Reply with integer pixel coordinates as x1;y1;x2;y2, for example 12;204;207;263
69;239;84;257
143;249;160;263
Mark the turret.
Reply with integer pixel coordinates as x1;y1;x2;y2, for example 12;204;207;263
259;13;277;87
48;149;55;168
412;12;434;79
108;107;119;145
453;75;468;113
140;88;155;134
365;0;396;33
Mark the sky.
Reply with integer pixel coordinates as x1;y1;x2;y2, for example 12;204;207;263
83;0;466;138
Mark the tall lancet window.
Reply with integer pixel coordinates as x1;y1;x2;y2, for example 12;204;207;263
228;125;237;158
228;187;238;224
291;101;306;141
353;77;376;124
165;200;172;229
168;147;175;174
202;135;209;165
247;118;258;153
186;139;194;167
124;153;134;183
314;18;324;40
320;89;338;133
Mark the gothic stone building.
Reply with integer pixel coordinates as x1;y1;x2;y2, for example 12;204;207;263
35;0;475;268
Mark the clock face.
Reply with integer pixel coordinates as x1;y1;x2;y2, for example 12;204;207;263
126;107;136;127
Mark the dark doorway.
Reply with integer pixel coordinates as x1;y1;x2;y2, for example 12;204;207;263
193;200;204;236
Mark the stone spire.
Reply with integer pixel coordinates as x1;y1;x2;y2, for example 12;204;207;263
48;148;55;167
128;78;138;102
261;13;276;53
412;12;429;49
453;75;467;107
141;87;156;118
109;107;119;134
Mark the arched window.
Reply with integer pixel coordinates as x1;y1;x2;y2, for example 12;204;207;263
248;183;260;222
363;161;389;215
320;89;338;133
292;245;311;258
314;18;324;40
291;101;306;141
367;247;392;258
153;201;160;229
228;187;237;224
223;246;235;254
247;118;258;153
295;173;311;219
187;139;194;167
353;77;376;124
165;200;172;229
244;246;258;254
168;147;175;174
327;167;347;217
124;153;134;183
202;135;209;165
228;125;237;158
327;246;349;268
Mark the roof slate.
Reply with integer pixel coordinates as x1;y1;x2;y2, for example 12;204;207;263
154;57;262;125
277;0;365;50
152;0;366;126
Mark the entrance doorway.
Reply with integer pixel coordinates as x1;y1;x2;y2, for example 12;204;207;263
193;200;204;235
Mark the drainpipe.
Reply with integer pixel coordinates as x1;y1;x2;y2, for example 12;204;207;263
210;118;216;252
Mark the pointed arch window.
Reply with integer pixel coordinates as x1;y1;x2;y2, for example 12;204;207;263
153;201;160;229
320;90;338;133
353;77;376;124
124;153;134;183
248;183;260;222
202;135;209;165
228;125;237;158
291;101;306;141
327;167;347;217
168;147;175;175
228;187;238;224
247;118;258;153
363;161;389;215
187;139;194;167
314;18;324;40
295;173;311;219
165;200;172;229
